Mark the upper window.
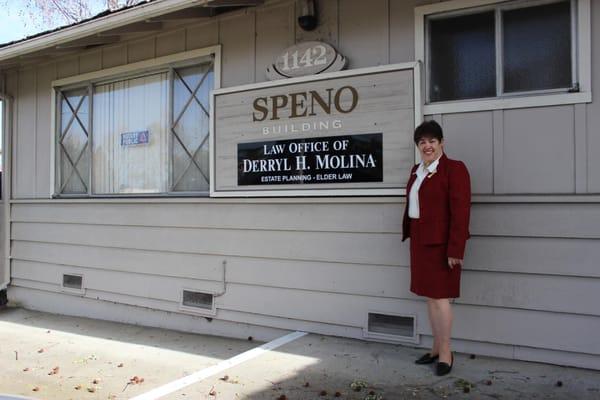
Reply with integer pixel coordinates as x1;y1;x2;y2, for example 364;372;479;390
56;58;214;196
426;0;576;103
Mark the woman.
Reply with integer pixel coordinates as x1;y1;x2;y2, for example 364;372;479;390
402;120;471;376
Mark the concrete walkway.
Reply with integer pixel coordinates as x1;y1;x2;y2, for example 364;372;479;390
0;307;598;400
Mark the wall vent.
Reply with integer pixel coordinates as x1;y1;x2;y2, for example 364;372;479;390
62;274;83;290
61;273;85;295
365;312;417;343
181;290;214;311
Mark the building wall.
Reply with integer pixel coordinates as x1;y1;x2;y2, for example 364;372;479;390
3;0;600;369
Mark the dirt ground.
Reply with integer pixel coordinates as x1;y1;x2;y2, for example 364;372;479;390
1;307;599;400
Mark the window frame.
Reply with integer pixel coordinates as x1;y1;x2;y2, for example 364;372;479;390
415;0;591;114
50;45;221;198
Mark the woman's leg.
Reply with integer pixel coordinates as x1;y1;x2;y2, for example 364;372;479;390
429;298;453;364
427;299;440;355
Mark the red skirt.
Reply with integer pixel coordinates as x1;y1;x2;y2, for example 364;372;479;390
409;218;461;299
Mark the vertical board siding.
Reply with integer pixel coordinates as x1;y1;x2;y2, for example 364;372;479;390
338;0;390;69
34;64;55;197
574;104;588;193
101;44;128;69
255;2;294;83
155;29;186;58
78;50;102;74
294;0;337;45
502;106;575;194
441;112;494;194
15;68;36;198
186;20;219;51
586;0;600;193
56;56;79;79
390;0;440;63
219;10;256;88
127;37;156;63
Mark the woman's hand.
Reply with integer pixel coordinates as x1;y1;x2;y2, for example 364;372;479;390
447;257;463;269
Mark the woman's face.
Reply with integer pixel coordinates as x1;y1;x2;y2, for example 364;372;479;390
417;136;444;164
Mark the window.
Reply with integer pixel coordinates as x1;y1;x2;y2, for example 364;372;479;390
55;55;214;196
425;0;578;103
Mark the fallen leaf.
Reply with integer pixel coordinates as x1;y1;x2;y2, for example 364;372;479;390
350;380;368;392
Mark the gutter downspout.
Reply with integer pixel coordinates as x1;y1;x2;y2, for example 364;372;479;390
0;88;12;292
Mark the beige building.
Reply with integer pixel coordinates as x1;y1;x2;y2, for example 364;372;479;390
0;0;598;370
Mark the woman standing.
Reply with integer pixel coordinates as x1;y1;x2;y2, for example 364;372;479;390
402;120;471;376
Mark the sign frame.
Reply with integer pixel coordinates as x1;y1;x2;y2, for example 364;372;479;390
209;61;423;198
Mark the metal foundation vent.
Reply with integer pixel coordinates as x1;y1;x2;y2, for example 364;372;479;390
365;312;417;343
62;274;83;290
182;290;213;310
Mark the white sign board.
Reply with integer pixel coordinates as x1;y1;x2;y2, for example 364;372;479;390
210;63;422;197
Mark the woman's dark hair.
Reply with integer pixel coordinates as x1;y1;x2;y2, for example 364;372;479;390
414;120;443;144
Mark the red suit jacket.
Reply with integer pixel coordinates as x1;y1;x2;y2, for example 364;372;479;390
402;153;471;260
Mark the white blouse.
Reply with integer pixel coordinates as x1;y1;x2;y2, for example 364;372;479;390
408;156;441;219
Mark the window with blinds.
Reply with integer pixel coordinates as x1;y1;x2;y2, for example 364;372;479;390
55;58;214;196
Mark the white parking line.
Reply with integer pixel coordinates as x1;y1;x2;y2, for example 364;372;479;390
129;331;308;400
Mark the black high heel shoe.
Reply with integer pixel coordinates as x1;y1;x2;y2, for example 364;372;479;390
414;353;439;364
435;353;454;376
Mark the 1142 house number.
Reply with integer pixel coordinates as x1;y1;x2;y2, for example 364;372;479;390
280;45;328;71
266;41;347;80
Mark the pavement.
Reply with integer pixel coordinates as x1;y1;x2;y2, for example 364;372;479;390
0;307;599;400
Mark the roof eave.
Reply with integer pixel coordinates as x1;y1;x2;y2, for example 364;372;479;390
0;0;209;64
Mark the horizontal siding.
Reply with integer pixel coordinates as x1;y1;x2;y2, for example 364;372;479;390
9;277;600;356
12;221;406;266
10;254;600;317
13;202;600;238
466;236;600;278
10;286;600;370
9;202;600;315
14;230;600;280
11;260;223;303
471;203;600;238
11;202;403;233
